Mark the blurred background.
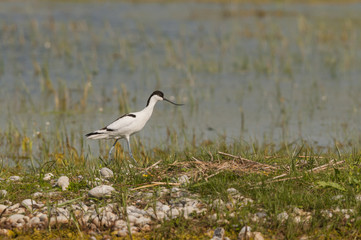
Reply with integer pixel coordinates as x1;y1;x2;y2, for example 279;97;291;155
1;0;361;164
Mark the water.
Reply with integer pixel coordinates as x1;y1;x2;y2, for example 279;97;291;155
1;0;361;160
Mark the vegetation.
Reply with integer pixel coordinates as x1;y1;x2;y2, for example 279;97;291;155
1;0;361;238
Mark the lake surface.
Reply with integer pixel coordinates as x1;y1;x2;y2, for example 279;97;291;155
1;1;361;160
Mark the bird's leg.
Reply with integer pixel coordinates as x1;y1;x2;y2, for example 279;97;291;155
108;139;119;160
126;136;138;166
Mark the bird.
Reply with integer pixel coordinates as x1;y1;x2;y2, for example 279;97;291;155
85;90;183;165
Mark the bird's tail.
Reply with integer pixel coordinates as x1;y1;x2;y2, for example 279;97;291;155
85;129;110;140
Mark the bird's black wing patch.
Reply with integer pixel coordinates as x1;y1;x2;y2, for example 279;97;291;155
114;113;136;121
115;113;136;120
100;127;115;131
85;132;98;137
126;114;136;118
101;113;137;131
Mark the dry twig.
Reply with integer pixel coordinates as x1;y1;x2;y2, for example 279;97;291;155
264;159;346;184
131;182;180;191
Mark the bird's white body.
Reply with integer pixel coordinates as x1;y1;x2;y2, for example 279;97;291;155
86;91;182;164
86;95;161;141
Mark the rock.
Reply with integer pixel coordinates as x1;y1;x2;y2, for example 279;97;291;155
178;175;190;185
227;188;239;195
241;198;254;205
0;229;15;237
277;211;289;222
156;211;166;220
159;204;170;213
127;205;147;215
253;232;265;240
8;176;21;181
15;208;26;214
28;217;41;228
43;173;54;181
0;190;7;198
21;199;42;210
57;176;70;191
130;226;139;233
238;231;252;240
39;214;48;222
32;192;43;198
7;214;25;226
240;226;252;234
167;208;180;218
50;215;69;226
135;216;151;226
255;212;267;218
171;187;180;193
53;207;70;218
8;203;20;211
114;230;127;237
0;205;8;213
100;167;114;179
212;227;225;240
332;195;343;201
88;185;115;198
212;199;224;209
293;216;302;224
183;206;197;218
321;210;333;219
114;220;127;230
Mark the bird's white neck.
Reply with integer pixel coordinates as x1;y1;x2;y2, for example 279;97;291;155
141;98;159;117
147;97;160;109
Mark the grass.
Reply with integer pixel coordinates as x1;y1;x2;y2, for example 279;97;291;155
1;0;361;239
2;138;361;239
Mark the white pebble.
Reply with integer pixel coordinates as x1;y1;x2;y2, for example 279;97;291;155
183;206;196;218
115;230;127;237
8;176;21;181
240;225;252;234
168;208;180;218
57;176;70;191
50;215;69;225
21;199;42;210
28;217;41;227
7;214;25;226
0;190;7;198
135;216;151;226
212;199;224;208
213;227;225;239
226;188;239;195
8;203;20;211
39;214;48;222
114;219;127;229
0;205;8;213
158;204;169;213
178;175;190;185
43;173;54;181
88;185;115;198
253;232;265;240
100;167;114;179
156;211;166;220
0;229;12;236
32;192;43;198
277;211;289;222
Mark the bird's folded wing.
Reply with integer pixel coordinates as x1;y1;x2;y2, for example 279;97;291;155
105;113;136;131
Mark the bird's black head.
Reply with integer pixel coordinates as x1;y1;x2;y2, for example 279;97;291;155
146;90;183;107
147;90;164;106
151;90;164;98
